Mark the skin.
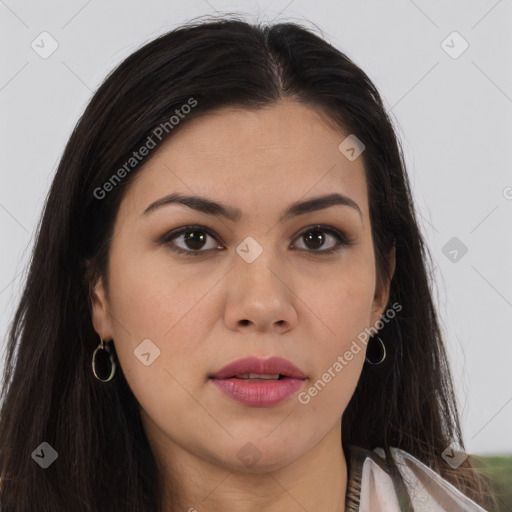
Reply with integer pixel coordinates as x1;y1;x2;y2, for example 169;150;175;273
91;98;395;512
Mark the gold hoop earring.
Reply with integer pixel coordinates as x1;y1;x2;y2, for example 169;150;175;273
92;337;116;382
365;335;386;365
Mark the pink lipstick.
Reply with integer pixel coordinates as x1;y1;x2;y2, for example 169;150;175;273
209;356;306;407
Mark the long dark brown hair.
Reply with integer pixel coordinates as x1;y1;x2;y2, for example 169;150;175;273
0;14;496;512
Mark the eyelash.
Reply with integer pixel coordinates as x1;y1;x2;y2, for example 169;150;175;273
160;224;354;257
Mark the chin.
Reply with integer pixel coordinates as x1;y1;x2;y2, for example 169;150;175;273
217;436;303;474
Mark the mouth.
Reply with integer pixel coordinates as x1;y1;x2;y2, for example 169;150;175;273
209;357;307;407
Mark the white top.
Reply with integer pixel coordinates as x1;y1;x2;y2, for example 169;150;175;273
356;446;488;511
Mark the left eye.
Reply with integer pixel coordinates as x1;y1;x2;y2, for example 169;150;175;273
162;224;351;256
292;226;349;253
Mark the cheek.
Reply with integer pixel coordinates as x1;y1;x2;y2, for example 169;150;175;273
103;244;209;384
107;238;215;338
295;255;375;408
301;253;376;340
106;258;210;433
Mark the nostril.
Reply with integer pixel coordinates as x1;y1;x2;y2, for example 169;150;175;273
239;319;251;326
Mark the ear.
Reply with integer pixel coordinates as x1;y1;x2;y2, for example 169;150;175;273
90;275;115;341
370;245;396;326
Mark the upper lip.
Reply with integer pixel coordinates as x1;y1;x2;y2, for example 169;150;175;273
209;356;307;379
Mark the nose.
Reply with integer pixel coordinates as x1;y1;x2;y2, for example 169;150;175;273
223;248;298;334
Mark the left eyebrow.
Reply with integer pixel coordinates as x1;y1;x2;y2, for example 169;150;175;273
140;192;362;221
281;193;362;222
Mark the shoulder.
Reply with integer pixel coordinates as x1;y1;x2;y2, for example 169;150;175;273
345;444;489;512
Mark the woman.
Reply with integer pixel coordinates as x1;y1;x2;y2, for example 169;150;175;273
0;15;496;512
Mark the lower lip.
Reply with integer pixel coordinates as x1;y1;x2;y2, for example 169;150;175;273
209;377;305;407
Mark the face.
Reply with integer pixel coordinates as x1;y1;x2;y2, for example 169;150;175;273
90;99;394;476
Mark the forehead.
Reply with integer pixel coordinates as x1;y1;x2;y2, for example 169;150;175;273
118;99;369;221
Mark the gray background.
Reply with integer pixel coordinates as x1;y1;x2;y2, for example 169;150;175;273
1;0;511;455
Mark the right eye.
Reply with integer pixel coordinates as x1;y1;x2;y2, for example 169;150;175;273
161;225;224;256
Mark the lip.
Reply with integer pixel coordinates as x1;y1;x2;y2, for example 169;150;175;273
209;356;307;380
209;356;307;407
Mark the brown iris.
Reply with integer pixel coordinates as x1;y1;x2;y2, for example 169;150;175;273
184;230;207;250
303;229;325;250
